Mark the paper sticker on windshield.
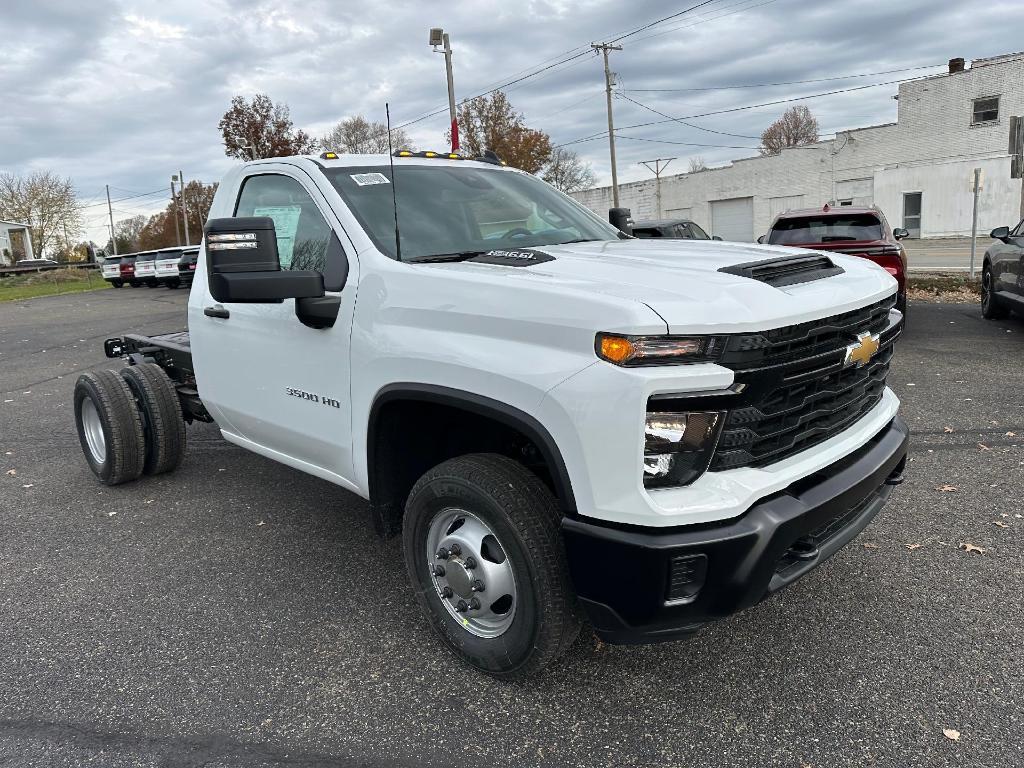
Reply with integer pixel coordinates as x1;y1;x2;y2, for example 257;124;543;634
350;172;390;186
253;205;301;267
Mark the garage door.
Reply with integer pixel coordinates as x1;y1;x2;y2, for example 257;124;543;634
710;197;754;242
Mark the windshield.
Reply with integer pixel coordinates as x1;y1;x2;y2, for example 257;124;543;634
321;164;621;261
769;213;883;245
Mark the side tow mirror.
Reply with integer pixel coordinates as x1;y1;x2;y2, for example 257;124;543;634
204;216;324;303
893;228;909;240
712;235;723;241
608;207;634;236
990;226;1010;242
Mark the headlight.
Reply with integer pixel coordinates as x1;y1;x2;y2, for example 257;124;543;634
596;333;725;366
643;411;724;488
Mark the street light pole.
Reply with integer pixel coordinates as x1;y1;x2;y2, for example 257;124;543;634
431;28;459;152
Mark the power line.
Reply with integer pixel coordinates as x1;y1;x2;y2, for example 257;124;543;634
607;0;723;43
628;0;782;44
627;63;945;92
78;188;168;209
616;134;759;149
556;74;924;148
394;0;731;131
618;93;761;139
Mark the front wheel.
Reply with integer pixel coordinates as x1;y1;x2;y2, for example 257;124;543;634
981;266;1009;319
403;454;581;678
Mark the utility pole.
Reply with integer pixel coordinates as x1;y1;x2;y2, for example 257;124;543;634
639;158;676;219
430;28;459;152
177;171;191;245
170;180;182;246
592;42;623;207
105;184;118;255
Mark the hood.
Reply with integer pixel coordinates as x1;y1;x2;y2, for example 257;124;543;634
435;239;898;334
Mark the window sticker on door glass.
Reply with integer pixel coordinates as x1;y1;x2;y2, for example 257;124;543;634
350;172;391;186
253;205;301;267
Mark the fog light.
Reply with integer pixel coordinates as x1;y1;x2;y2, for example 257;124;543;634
644;411;724;488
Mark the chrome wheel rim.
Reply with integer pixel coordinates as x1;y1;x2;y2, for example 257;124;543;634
81;398;106;464
426;508;517;638
982;271;992;310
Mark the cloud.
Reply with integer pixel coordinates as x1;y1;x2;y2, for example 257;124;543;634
2;0;1023;244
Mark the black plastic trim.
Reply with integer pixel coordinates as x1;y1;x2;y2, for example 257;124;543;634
561;415;909;644
367;383;577;515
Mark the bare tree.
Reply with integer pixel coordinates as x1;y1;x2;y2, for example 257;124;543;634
0;171;82;257
452;91;553;173
688;156;708;173
760;106;820;156
542;147;596;193
321;116;414;154
218;94;317;160
111;214;147;254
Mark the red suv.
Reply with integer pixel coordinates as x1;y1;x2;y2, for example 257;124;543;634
762;205;908;314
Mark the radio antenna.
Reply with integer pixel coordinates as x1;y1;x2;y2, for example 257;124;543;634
385;103;402;262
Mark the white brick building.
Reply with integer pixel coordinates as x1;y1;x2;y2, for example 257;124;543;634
572;53;1024;241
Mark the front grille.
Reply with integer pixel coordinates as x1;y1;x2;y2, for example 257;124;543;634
707;296;900;472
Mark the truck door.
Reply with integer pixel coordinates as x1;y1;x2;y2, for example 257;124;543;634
188;166;359;487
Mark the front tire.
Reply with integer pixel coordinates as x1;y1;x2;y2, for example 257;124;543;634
403;454;581;678
981;265;1008;319
74;371;146;485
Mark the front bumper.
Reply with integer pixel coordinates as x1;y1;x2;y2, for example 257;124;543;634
561;415;909;644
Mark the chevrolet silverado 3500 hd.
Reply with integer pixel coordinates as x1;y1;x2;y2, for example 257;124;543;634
74;151;908;678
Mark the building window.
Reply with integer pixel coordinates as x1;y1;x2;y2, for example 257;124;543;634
972;96;999;125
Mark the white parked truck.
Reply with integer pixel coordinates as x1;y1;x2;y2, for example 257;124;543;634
74;151;908;677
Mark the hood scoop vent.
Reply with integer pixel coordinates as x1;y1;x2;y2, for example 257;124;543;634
718;254;844;287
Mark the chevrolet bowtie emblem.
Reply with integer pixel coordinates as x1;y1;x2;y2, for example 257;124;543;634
844;331;880;368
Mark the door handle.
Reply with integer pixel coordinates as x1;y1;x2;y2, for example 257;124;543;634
204;305;230;319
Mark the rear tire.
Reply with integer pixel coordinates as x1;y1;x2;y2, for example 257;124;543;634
111;280;123;288
120;363;186;476
403;453;581;678
981;265;1009;319
74;371;146;485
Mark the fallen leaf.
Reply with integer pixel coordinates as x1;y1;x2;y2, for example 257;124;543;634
144;499;154;504
5;469;15;476
1016;514;1023;519
943;728;961;742
993;521;1010;529
862;542;881;549
107;511;117;517
905;543;923;550
256;521;266;527
978;443;991;451
935;484;958;493
943;426;954;433
959;543;986;555
1006;432;1017;437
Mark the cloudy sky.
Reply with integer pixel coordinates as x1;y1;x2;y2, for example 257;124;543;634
3;0;1023;244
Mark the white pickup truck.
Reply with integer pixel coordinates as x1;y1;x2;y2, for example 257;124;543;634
73;150;908;678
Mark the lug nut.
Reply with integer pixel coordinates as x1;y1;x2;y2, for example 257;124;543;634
471;579;485;592
433;565;446;577
455;600;469;613
449;543;462;556
436;547;450;560
468;597;481;610
464;556;477;569
440;586;453;599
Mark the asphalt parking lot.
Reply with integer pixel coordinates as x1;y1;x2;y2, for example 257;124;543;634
1;287;1022;768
